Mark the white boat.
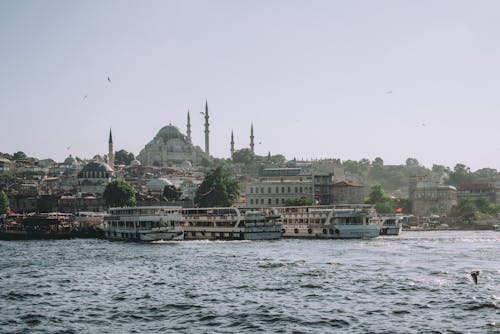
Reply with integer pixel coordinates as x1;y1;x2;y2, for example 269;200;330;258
379;216;403;236
181;207;282;240
275;205;380;239
103;206;184;241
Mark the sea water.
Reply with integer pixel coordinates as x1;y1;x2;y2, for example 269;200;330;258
1;231;499;333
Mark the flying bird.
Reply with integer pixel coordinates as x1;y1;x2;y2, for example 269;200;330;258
83;95;88;99
386;90;393;94
107;76;112;83
470;270;479;284
66;146;71;151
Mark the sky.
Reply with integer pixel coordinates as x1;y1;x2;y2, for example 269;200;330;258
1;0;500;171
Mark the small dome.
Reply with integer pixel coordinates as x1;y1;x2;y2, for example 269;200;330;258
64;155;78;166
181;160;192;171
129;159;141;166
81;161;114;173
146;178;173;192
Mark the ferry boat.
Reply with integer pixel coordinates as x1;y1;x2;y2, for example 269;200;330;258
181;207;282;240
379;216;403;236
275;205;380;239
0;212;79;240
103;206;184;241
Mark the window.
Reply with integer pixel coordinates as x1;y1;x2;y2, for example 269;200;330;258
268;187;272;193
260;199;264;204
276;186;279;193
256;187;259;194
268;199;271;204
275;198;279;204
250;199;254;205
288;187;291;193
250;187;254;194
282;187;285;193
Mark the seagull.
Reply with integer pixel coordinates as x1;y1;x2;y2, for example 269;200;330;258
107;76;112;83
470;270;479;284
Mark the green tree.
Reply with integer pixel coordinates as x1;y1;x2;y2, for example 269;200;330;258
365;183;394;213
114;150;135;165
232;149;256;164
0;190;10;214
12;151;27;161
448;163;472;186
163;184;182;201
103;180;136;207
194;166;240;207
284;198;314;206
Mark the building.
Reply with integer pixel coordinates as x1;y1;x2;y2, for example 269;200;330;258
136;124;206;167
411;180;457;216
457;183;498;204
331;181;365;204
77;161;115;195
245;168;313;207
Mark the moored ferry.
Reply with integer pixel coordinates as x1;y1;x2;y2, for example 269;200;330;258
275;205;380;239
181;207;282;240
0;212;78;240
103;206;184;241
379;216;403;236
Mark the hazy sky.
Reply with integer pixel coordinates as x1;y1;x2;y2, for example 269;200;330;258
1;0;500;170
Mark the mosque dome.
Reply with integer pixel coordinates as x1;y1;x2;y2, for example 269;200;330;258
181;160;192;171
146;178;173;193
78;161;114;179
64;155;78;166
129;159;141;166
156;125;184;141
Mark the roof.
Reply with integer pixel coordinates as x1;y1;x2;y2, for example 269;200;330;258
333;181;364;187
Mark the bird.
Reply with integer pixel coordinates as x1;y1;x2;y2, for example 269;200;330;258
200;112;205;116
107;76;112;83
470;270;480;284
83;95;88;100
386;90;393;94
66;146;71;151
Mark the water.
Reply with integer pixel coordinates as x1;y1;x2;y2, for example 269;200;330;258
1;231;499;334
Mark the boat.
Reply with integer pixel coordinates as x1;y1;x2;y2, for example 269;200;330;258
0;212;82;240
274;204;380;239
181;207;282;240
102;206;184;241
379;216;403;236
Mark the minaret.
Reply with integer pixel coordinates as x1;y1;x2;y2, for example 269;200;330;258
108;128;114;168
230;130;235;158
186;110;192;144
204;100;210;155
250;123;255;153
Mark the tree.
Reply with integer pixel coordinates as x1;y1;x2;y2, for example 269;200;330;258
194;166;240;207
284;198;314;206
114;150;135;165
447;163;472;186
163;184;182;201
0;191;10;214
12;151;27;161
365;183;394;213
103;180;136;207
232;149;255;164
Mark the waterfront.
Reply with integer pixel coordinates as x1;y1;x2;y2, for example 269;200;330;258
1;231;499;333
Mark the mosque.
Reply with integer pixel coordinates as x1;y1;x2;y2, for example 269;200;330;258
135;101;256;167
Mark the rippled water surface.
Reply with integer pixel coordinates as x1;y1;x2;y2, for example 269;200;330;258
1;231;499;333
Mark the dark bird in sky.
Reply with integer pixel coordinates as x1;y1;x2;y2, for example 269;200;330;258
470;270;480;284
66;146;71;151
83;95;88;99
386;90;393;94
107;76;112;83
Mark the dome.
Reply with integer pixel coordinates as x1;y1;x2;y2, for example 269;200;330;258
81;161;114;173
156;125;183;141
181;160;192;171
64;155;78;166
129;159;141;166
146;178;173;192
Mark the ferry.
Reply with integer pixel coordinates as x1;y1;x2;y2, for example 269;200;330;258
379;216;403;236
274;205;380;239
0;212;79;240
181;207;282;240
103;206;184;241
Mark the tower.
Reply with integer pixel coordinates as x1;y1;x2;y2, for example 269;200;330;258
204;100;210;155
186;110;192;144
250;123;255;153
108;128;114;168
230;130;235;158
